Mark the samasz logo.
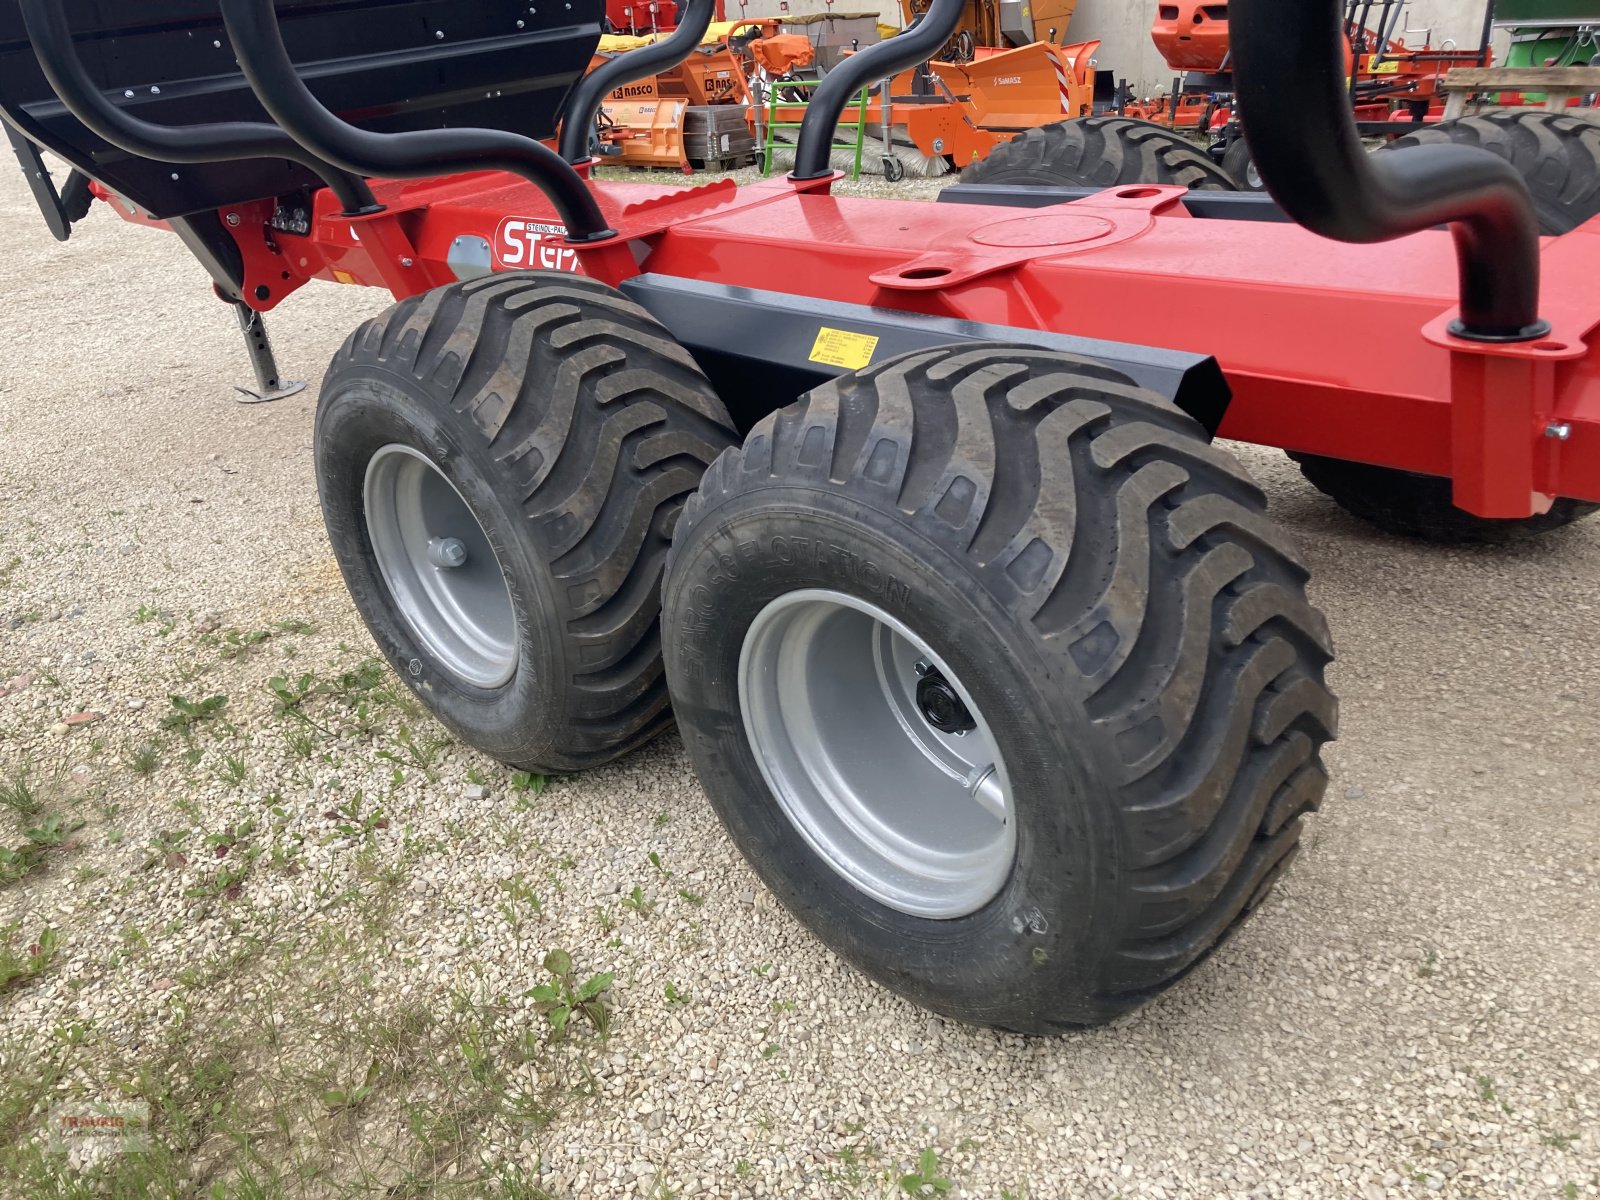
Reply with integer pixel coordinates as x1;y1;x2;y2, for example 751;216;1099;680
494;217;580;273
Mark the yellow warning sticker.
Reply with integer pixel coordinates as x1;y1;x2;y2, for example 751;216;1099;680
1372;59;1401;74
808;327;880;371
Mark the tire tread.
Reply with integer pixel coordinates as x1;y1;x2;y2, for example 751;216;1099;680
961;117;1239;191
669;344;1337;1022
321;270;735;771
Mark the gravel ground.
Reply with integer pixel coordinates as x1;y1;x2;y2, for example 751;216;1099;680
0;159;1597;1200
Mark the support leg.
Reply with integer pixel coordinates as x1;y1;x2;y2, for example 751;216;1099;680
231;301;306;404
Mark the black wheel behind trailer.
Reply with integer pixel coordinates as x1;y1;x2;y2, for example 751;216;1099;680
1289;455;1600;544
1379;110;1600;234
661;345;1338;1031
1290;112;1600;542
1221;136;1266;191
961;116;1239;191
316;271;737;773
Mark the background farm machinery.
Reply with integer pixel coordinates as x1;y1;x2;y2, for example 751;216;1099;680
1123;0;1600;187
1128;0;1488;141
586;18;814;171
580;0;1114;179
731;0;1115;177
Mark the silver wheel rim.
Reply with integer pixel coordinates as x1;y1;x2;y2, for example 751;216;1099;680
1245;159;1262;190
363;444;518;689
738;589;1016;919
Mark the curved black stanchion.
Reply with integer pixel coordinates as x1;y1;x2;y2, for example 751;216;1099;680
790;0;966;181
219;0;614;242
1230;0;1546;341
19;0;377;216
559;0;718;163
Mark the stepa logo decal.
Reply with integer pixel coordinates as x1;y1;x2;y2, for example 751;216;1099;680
494;217;580;273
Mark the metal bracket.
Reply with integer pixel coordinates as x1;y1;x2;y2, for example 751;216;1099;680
231;302;306;405
5;123;90;243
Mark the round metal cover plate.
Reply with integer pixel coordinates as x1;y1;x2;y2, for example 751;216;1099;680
968;213;1116;249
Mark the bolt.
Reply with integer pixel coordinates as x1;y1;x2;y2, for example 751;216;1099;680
225;213;241;227
400;256;415;268
170;173;180;181
517;19;526;27
1546;422;1573;441
214;39;223;48
124;90;135;99
427;538;469;569
150;86;161;95
914;660;932;677
435;29;445;39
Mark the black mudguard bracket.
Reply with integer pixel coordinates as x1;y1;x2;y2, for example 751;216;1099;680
5;123;90;242
619;275;1232;438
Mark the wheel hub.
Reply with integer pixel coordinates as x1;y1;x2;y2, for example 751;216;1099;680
915;668;975;735
363;445;518;690
738;589;1016;919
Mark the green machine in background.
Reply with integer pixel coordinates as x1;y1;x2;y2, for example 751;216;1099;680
1492;0;1600;78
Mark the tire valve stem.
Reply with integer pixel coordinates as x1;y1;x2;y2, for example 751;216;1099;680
427;537;469;569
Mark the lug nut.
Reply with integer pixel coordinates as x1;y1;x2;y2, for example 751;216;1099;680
427;537;468;569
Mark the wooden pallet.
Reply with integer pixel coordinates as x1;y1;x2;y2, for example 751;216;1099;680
1440;66;1600;118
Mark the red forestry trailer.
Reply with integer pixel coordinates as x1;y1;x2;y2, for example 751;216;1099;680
3;0;1596;1031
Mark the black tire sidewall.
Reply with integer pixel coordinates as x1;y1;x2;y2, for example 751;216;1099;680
316;369;569;766
1381;113;1600;235
1221;138;1262;190
664;488;1122;1030
962;117;1236;191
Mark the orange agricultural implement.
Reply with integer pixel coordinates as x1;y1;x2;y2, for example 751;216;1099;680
756;40;1104;176
902;0;1080;58
588;19;801;169
903;39;1103;161
1127;0;1495;188
605;0;724;35
1149;0;1232;71
1122;90;1216;130
595;97;692;170
1138;0;1489;134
